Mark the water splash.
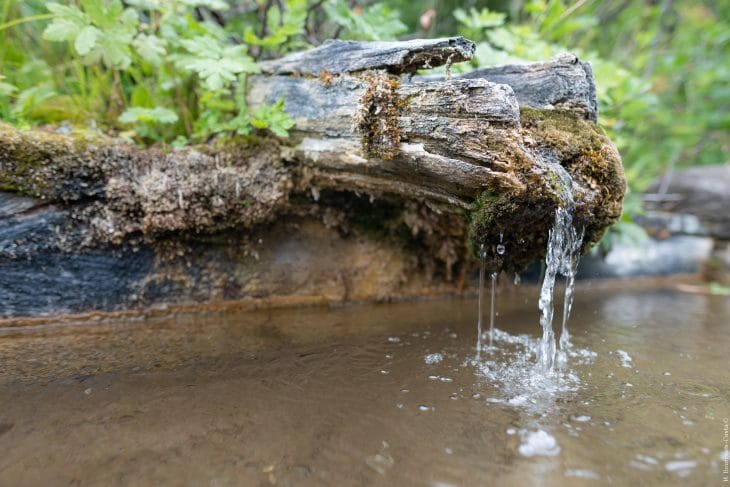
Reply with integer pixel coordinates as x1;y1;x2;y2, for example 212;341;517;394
473;328;596;415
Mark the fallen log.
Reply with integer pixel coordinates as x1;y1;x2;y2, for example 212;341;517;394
0;37;625;318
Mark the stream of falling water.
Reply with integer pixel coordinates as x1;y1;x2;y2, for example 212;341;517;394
537;163;585;370
559;225;585;351
489;272;496;348
537;206;584;370
475;164;585;372
476;243;486;359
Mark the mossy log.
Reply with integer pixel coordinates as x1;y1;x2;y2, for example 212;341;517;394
0;37;625;318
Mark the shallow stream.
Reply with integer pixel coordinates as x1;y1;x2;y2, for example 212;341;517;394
0;281;728;485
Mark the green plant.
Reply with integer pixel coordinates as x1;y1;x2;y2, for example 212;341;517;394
323;0;406;40
0;0;414;144
0;0;300;143
1;0;727;248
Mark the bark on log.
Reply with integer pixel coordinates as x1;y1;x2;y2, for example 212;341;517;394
418;52;598;122
259;37;476;75
0;37;626;318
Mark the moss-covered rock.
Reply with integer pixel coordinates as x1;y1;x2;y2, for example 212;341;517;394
467;107;625;272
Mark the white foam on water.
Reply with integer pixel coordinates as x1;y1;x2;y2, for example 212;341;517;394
473;327;594;414
664;460;697;477
518;429;561;458
565;469;600;480
616;350;633;368
424;353;443;365
635;454;659;466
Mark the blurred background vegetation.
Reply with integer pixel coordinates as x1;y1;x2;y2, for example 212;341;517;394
1;0;728;239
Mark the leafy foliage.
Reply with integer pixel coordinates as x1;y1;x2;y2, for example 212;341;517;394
323;0;407;40
243;0;308;51
0;0;413;144
0;0;727;245
177;35;259;91
43;1;139;69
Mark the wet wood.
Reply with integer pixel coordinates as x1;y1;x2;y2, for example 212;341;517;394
0;37;626;318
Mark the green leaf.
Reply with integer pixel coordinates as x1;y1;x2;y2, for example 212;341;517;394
12;84;57;118
249;99;294;137
80;0;108;28
323;0;406;41
708;283;730;296
179;36;259;90
43;3;87;42
180;36;221;59
181;0;229;10
0;74;18;97
119;106;178;124
44;0;138;70
74;25;101;55
133;34;166;65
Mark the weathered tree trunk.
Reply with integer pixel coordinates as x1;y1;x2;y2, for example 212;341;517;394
0;38;625;319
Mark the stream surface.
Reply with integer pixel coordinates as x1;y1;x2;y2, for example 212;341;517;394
0;281;728;486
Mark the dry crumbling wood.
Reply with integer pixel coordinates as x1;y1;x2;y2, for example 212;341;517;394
0;37;626;317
